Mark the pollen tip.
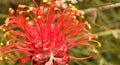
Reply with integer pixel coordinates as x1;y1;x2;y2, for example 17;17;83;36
40;6;43;10
89;37;92;40
0;57;3;60
69;4;72;7
2;28;6;32
9;8;14;13
5;56;9;60
0;26;3;30
18;5;26;8
85;21;92;29
19;11;23;14
93;49;98;53
98;42;101;47
73;16;76;19
54;7;58;10
81;15;84;18
5;18;9;26
37;16;42;19
6;41;9;45
26;17;29;20
9;8;12;11
0;43;4;46
88;24;92;29
43;0;48;3
48;2;51;4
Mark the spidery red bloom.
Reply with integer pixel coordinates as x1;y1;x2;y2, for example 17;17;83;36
0;0;100;65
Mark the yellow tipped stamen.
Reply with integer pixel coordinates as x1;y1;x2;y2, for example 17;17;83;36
5;56;9;60
6;41;9;45
98;42;101;47
93;49;98;53
37;16;42;19
95;35;98;38
79;10;85;15
5;18;9;26
26;17;29;20
40;6;43;10
43;0;48;3
76;13;80;16
18;5;26;8
3;28;6;32
85;21;92;29
89;37;92;40
9;8;12;11
29;7;33;11
69;4;72;7
27;10;30;12
19;11;23;14
3;32;10;37
48;2;51;4
6;32;10;36
73;16;76;19
0;43;4;46
0;57;3;60
54;7;58;10
81;15;84;18
87;24;92;29
9;8;14;13
0;26;3;30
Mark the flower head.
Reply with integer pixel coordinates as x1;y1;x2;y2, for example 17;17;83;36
0;0;100;65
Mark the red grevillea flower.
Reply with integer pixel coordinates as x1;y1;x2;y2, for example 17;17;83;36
0;0;100;65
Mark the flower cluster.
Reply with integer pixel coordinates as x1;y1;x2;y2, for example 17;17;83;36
0;0;100;65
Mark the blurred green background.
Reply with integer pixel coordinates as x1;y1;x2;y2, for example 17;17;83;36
0;0;120;65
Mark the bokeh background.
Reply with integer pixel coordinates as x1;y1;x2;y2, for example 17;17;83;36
0;0;120;65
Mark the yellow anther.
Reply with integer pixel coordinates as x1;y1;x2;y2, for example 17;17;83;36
37;16;41;19
87;24;92;29
5;18;9;26
98;42;101;47
18;5;26;8
0;43;4;46
81;15;84;18
5;56;9;60
48;2;51;4
3;28;6;32
76;12;80;16
85;21;92;29
0;57;3;60
79;10;85;15
27;10;30;12
6;41;9;45
95;35;98;38
73;16;76;19
43;0;48;3
40;6;43;10
93;49;98;53
69;4;72;7
29;7;33;11
0;26;3;30
19;11;23;14
54;7;58;10
89;37;92;40
9;8;13;11
9;8;14;13
6;32;10;35
3;32;9;37
11;10;14;13
26;17;29;20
